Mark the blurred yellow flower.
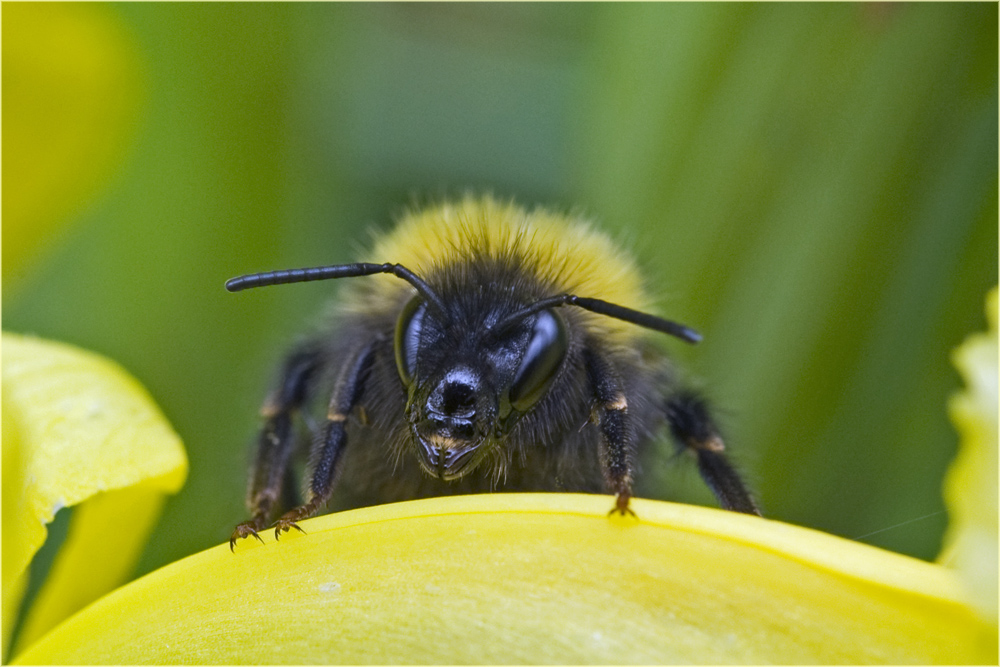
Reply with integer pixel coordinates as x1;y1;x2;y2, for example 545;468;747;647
939;286;998;627
2;3;142;286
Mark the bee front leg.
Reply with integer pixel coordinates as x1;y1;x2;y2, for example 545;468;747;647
273;339;377;539
666;392;761;516
231;346;324;551
583;348;637;516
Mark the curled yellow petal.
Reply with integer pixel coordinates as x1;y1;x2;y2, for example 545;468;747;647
1;332;187;658
14;494;993;665
939;286;998;626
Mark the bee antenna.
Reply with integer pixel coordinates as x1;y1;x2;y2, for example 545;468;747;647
492;294;702;344
225;262;449;318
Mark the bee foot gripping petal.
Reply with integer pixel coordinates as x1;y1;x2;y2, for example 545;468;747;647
609;492;637;518
229;522;265;552
273;519;306;541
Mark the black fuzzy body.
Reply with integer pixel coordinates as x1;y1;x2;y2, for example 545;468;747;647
229;200;759;550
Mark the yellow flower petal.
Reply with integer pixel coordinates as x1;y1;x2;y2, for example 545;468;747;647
1;4;142;285
14;494;993;665
1;574;28;663
939;286;998;626
1;332;187;658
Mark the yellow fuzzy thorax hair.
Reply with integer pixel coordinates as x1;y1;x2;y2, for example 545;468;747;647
343;196;652;343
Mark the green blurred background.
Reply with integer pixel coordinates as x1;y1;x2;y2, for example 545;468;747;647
4;1;996;587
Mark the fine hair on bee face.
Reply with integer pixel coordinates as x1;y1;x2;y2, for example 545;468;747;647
228;197;759;550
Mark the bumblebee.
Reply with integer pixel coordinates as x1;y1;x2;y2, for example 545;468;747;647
228;197;759;550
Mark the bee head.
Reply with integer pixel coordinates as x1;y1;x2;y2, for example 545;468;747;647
226;259;700;481
394;295;568;480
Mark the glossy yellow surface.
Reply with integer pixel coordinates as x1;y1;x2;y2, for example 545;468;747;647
14;494;993;665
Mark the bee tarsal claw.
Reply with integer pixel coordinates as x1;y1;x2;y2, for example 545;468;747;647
230;522;265;551
608;493;636;518
273;518;306;540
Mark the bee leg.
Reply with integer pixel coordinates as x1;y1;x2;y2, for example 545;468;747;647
231;346;324;551
583;348;637;516
665;392;761;516
273;340;377;539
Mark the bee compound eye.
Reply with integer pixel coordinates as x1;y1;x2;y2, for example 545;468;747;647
394;297;426;386
508;309;568;412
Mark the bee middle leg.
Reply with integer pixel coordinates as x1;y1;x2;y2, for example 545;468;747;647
231;345;325;551
583;348;637;515
273;339;377;539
